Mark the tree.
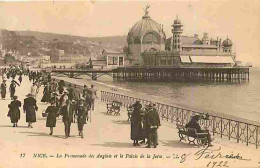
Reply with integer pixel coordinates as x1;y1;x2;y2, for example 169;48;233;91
3;53;15;64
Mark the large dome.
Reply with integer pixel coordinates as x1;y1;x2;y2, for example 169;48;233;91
127;13;166;44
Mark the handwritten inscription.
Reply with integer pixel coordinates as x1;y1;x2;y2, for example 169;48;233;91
194;147;251;161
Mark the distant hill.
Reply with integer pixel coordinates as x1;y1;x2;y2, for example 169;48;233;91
15;30;127;47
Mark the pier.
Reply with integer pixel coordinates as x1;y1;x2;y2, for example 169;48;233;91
112;67;250;82
46;66;250;82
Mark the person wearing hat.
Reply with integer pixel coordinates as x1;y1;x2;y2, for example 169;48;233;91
67;84;76;101
1;80;7;99
82;85;89;98
50;79;57;93
59;90;69;108
145;103;160;148
60;99;74;139
83;85;91;110
9;80;20;100
45;99;58;135
185;115;213;146
41;83;51;104
58;80;65;94
30;82;38;99
130;101;143;146
8;95;21;127
18;75;23;84
51;92;60;107
76;98;89;138
23;93;38;128
89;84;97;111
141;103;154;145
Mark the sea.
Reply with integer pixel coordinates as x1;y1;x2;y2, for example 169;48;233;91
92;67;260;124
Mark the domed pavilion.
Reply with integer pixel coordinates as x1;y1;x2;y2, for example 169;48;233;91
127;5;166;64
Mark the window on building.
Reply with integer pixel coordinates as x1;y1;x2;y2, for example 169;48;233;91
160;57;167;66
167;57;172;65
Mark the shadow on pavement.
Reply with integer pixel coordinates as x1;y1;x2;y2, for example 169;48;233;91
112;120;130;125
0;125;29;128
91;142;133;148
19;131;69;139
100;112;114;116
160;140;196;148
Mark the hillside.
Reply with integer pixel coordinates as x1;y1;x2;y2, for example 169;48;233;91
15;30;127;47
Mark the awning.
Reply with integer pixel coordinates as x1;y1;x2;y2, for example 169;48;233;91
190;56;234;64
180;56;191;63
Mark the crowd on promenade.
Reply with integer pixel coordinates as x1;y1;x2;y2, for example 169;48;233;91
0;66;97;139
0;65;213;148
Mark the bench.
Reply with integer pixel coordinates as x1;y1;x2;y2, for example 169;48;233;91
127;106;133;121
176;124;209;147
106;101;122;115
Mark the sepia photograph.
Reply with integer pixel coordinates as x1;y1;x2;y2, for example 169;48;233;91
0;0;259;167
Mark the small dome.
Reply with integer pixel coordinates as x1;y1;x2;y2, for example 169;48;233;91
222;38;233;47
174;18;181;24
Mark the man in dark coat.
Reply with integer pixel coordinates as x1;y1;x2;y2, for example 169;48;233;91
8;95;21;127
76;98;89;138
185;115;213;146
60;100;74;138
1;80;7;99
130;101;143;146
23;93;38;128
67;84;76;101
145;103;160;148
50;79;57;93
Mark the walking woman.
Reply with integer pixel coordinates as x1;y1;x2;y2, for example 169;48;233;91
130;101;144;146
45;98;58;135
1;80;7;99
41;83;51;103
9;80;20;100
23;93;38;128
8;96;21;127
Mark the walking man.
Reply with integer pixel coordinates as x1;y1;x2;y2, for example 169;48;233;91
89;84;97;111
76;98;89;138
60;100;74;138
145;103;160;148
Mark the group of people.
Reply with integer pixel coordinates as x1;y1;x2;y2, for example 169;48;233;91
42;80;97;138
5;71;97;139
130;100;213;148
130;101;161;148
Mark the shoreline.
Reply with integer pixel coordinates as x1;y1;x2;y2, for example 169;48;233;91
52;74;260;126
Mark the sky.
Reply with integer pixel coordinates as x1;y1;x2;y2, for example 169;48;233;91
0;0;259;65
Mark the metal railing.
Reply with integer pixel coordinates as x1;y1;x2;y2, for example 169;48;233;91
101;90;260;149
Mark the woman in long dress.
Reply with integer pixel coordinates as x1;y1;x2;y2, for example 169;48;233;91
45;99;58;135
8;96;22;127
1;80;7;99
41;83;51;103
23;93;38;128
130;101;144;146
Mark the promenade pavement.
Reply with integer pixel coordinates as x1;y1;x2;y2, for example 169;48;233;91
0;75;259;168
